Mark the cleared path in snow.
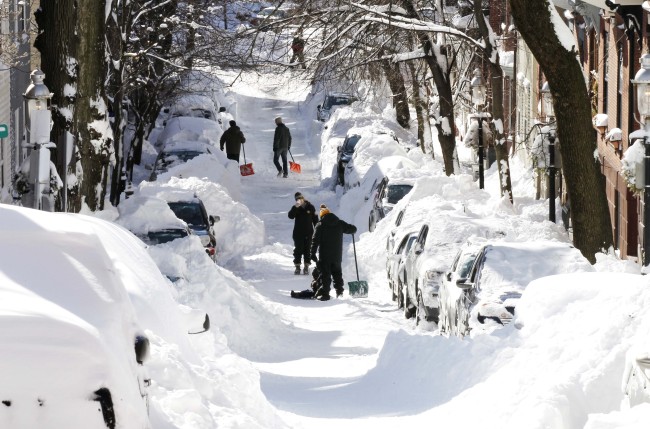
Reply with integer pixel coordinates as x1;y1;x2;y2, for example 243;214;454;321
223;69;421;428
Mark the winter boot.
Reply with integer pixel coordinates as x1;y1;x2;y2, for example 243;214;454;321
303;263;310;275
335;287;344;298
314;287;330;301
294;264;301;275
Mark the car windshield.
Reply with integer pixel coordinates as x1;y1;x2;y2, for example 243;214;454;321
457;252;479;278
164;150;206;163
141;229;189;245
342;135;361;152
323;96;355;109
168;202;206;227
386;184;413;204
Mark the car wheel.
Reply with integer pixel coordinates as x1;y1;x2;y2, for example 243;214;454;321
369;213;376;232
397;281;404;309
415;290;426;326
403;289;414;319
455;303;468;338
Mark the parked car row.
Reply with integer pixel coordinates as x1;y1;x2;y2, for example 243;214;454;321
381;197;594;335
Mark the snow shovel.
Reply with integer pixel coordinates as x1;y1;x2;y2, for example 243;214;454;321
288;150;302;174
348;234;368;298
240;144;254;176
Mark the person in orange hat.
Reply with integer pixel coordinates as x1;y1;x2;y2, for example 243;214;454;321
309;204;357;301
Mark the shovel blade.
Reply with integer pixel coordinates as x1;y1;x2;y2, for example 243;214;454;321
348;280;368;298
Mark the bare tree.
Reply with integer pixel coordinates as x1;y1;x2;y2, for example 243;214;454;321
510;0;612;262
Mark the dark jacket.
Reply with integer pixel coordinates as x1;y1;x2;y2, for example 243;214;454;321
291;37;305;52
273;123;292;151
310;213;357;263
288;200;318;239
220;125;246;155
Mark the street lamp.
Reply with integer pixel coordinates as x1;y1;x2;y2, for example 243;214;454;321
632;53;650;268
541;81;557;223
23;69;56;211
470;68;487;189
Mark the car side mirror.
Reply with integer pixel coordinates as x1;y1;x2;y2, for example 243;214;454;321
189;314;211;335
317;104;321;110
337;146;342;152
209;215;220;225
446;272;452;281
134;335;150;365
456;278;472;290
219;106;226;112
414;243;423;255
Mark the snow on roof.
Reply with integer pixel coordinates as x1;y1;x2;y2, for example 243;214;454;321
157;116;223;147
116;195;188;234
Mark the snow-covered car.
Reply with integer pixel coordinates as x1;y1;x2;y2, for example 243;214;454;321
624;347;650;407
369;177;413;232
439;240;594;337
116;195;196;248
0;206;152;429
150;140;216;181
342;129;410;190
249;6;292;29
166;193;220;261
386;207;407;254
387;230;418;302
317;93;358;122
163;94;219;123
155;116;223;150
336;133;360;186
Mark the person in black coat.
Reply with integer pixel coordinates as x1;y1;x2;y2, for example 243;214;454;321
220;120;246;162
310;204;357;301
288;192;318;275
273;117;292;178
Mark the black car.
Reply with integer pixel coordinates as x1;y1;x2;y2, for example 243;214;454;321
336;133;361;186
318;93;358;122
369;177;413;232
167;198;219;261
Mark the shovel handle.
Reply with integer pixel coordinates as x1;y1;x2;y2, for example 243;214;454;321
352;234;360;282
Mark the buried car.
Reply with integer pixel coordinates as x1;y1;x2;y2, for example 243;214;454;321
166;195;220;261
439;240;594;337
0;205;152;429
150;140;216;181
317;92;358;122
369;176;413;232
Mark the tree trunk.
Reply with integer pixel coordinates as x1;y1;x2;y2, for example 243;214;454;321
474;0;513;202
381;59;410;128
76;1;112;212
510;0;612;262
35;0;77;211
401;0;456;175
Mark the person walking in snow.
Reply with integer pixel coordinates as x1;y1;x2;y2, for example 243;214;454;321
310;204;357;301
288;192;318;275
273;116;292;178
290;34;306;69
220;120;246;162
